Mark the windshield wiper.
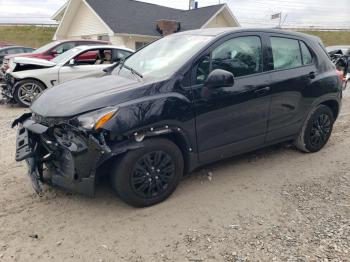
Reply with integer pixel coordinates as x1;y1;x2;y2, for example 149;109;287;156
119;60;143;79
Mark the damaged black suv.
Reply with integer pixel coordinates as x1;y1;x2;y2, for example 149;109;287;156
14;28;342;207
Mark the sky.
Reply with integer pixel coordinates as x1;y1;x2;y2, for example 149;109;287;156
0;0;349;28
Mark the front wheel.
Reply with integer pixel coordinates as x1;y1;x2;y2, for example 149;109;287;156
295;105;335;153
110;138;184;207
13;79;46;107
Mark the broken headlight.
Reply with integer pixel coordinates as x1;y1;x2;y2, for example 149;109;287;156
77;106;119;130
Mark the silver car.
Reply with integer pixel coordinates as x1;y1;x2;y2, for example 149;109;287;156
2;45;133;107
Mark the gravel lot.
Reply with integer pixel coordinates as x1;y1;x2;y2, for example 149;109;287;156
0;92;349;262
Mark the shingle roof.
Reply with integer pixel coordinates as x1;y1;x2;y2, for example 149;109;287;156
86;0;225;36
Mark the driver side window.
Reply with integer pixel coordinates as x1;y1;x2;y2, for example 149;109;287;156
212;36;262;77
195;36;262;84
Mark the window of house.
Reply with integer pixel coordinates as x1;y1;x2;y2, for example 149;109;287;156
135;42;149;50
300;41;313;65
270;37;302;70
97;35;110;41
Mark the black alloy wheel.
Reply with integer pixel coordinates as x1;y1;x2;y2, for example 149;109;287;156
309;113;332;148
110;138;184;207
131;151;175;199
295;105;335;153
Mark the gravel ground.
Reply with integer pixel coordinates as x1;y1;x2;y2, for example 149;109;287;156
0;92;349;262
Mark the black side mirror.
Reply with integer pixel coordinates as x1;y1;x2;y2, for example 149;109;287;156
205;69;234;89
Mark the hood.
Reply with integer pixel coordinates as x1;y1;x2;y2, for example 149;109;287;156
13;57;56;67
31;75;155;117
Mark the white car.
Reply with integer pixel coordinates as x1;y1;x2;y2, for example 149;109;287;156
3;45;133;107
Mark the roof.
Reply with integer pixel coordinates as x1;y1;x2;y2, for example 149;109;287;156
76;45;134;52
85;0;228;36
178;27;322;40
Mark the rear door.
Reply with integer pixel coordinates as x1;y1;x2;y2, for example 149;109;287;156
191;33;272;163
265;34;317;142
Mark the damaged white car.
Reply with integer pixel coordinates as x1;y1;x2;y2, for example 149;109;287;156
2;45;133;107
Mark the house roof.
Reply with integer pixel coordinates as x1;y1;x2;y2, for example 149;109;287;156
85;0;231;36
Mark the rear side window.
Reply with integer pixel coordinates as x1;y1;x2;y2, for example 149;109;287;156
300;41;313;65
211;36;263;77
271;37;302;70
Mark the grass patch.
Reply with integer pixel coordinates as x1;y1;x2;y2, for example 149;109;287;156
0;26;56;48
0;26;349;49
297;30;350;46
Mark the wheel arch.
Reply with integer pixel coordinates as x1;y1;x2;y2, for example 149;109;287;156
14;77;48;91
106;127;195;175
320;99;340;119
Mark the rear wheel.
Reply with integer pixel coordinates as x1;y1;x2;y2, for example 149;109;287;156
13;79;46;107
295;105;334;153
110;138;184;207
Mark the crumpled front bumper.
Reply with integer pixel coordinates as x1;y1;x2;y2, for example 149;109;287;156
1;73;15;103
14;114;106;196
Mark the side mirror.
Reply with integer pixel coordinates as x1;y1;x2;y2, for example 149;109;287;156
68;59;76;66
205;69;234;89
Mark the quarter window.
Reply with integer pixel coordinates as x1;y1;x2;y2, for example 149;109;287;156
270;37;302;70
212;36;262;77
300;41;313;65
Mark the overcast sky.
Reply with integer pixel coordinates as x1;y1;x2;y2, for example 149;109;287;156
0;0;349;28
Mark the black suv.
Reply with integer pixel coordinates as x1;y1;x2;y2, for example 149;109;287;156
14;28;342;207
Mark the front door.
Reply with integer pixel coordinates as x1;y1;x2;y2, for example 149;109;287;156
58;49;112;84
191;34;272;163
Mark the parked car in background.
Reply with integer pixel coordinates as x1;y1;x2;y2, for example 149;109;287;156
0;41;13;48
2;45;133;106
13;28;342;207
0;46;35;80
327;45;350;89
0;39;111;75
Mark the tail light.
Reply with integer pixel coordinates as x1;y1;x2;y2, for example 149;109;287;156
336;69;344;81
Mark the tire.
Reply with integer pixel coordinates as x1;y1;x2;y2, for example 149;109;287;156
295;105;334;153
110;138;184;207
13;79;46;107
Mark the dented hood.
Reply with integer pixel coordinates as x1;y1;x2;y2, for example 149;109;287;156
13;57;56;67
30;74;152;117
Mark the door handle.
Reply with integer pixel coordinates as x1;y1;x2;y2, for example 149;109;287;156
308;71;316;79
254;86;270;96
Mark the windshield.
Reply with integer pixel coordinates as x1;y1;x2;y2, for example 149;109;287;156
115;34;214;79
52;47;84;64
32;41;60;54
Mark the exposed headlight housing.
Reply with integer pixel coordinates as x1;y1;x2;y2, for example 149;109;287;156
77;106;119;130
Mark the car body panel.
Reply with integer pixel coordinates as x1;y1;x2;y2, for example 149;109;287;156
12;28;342;197
12;57;56;67
4;45;134;98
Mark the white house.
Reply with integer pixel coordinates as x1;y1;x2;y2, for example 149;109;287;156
52;0;240;50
